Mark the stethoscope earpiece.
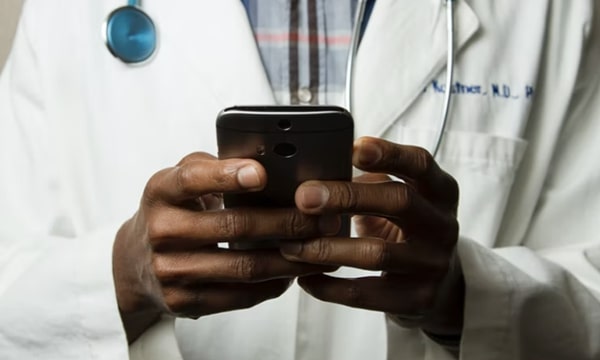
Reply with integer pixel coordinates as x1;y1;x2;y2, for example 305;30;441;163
104;5;157;64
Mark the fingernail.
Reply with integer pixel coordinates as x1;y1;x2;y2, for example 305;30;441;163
319;215;341;235
280;241;303;257
237;166;261;189
301;185;329;210
357;141;382;167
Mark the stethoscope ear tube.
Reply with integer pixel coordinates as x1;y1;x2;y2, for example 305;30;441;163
344;0;369;115
345;0;456;159
432;0;456;158
103;4;157;64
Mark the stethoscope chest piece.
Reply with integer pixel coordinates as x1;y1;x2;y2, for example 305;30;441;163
104;6;157;64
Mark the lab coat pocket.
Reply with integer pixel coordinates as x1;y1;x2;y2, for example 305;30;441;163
392;126;528;247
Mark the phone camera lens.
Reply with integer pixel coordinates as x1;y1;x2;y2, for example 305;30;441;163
273;142;297;158
278;119;292;131
256;145;266;156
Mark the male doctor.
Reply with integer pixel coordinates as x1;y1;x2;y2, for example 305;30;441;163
1;0;600;359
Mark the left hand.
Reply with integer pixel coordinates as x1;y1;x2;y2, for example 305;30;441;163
280;136;464;335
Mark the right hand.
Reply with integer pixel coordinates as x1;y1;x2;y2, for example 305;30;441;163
113;152;337;342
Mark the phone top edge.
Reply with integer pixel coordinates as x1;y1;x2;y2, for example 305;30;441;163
216;105;354;133
221;105;351;115
218;109;352;120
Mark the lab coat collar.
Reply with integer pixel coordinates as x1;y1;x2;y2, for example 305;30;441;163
352;0;481;138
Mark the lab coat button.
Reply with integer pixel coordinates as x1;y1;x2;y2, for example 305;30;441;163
298;87;313;103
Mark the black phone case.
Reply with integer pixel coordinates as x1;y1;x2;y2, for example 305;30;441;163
216;106;354;248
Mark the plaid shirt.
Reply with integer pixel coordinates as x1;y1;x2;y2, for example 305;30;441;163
242;0;360;106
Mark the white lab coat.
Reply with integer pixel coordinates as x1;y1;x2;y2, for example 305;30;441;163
1;0;600;359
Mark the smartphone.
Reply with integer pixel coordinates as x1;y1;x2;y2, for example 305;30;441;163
216;105;354;249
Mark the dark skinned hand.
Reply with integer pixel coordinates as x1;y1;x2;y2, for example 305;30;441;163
280;137;464;338
113;152;337;343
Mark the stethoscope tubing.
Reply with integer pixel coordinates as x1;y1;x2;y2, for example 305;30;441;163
345;0;368;115
345;0;456;158
433;0;455;158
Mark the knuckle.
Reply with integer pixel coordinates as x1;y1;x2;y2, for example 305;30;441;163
163;289;196;316
307;238;332;263
434;171;460;207
175;165;196;196
395;184;412;212
286;211;301;237
409;146;434;175
151;254;174;283
287;211;316;238
217;211;251;239
143;169;169;204
228;211;246;238
177;151;214;166
368;241;390;270
232;255;262;282
338;182;359;211
146;214;172;244
215;212;233;238
162;288;181;312
211;163;236;188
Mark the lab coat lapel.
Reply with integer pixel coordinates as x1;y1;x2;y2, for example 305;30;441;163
191;0;275;105
352;0;480;138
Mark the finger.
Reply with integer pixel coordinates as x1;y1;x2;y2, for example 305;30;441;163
153;249;336;285
280;237;448;274
298;274;435;316
297;180;405;215
180;193;224;212
198;193;223;211
352;215;401;240
353;137;458;206
162;278;292;318
353;172;391;184
144;158;267;205
295;181;457;241
148;208;340;250
176;152;217;166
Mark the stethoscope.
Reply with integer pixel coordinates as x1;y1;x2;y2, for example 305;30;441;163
103;0;456;157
